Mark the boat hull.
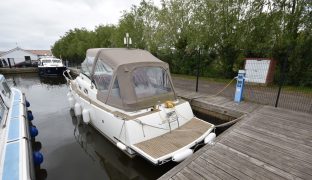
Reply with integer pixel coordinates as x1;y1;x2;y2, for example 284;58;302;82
38;66;67;76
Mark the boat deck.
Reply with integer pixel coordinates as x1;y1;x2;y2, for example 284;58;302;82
133;117;214;159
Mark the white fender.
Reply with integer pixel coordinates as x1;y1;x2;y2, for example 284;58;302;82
74;103;82;116
82;109;90;124
204;132;216;145
68;97;75;109
116;142;127;151
172;149;193;162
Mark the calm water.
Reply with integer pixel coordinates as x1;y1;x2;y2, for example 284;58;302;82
5;73;176;180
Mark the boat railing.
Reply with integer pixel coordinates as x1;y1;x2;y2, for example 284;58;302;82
63;69;73;82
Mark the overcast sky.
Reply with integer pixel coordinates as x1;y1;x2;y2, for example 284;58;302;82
0;0;161;51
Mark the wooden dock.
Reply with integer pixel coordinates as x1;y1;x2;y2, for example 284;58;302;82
159;89;312;180
0;67;38;74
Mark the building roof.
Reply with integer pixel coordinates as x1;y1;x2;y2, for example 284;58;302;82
0;47;52;57
27;50;52;56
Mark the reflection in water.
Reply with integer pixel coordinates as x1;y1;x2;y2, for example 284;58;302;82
32;140;48;180
5;73;66;88
70;110;176;180
39;76;67;85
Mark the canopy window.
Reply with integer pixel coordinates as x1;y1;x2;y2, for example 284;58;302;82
93;60;113;91
107;78;122;107
132;67;172;99
81;56;95;78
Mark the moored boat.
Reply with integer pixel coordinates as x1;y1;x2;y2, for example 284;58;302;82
0;74;44;179
38;56;67;76
64;48;215;165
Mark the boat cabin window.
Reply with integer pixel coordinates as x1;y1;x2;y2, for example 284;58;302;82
0;99;5;123
42;60;52;64
52;60;61;63
132;67;172;98
81;56;94;78
1;81;11;98
93;60;113;91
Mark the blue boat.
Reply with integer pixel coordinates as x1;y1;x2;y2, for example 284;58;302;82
0;74;43;180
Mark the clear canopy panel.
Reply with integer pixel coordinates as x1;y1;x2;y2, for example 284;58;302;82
132;67;172;99
81;56;95;77
93;60;113;91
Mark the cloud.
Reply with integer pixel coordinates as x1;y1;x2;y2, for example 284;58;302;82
0;0;160;50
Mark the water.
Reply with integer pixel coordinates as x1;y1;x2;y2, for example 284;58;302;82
5;74;176;180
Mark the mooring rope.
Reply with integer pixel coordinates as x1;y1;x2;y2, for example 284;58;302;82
183;77;236;104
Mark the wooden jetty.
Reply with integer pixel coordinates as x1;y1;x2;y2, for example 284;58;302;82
0;67;38;74
159;89;312;180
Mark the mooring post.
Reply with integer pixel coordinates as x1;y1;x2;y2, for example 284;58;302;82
234;70;246;103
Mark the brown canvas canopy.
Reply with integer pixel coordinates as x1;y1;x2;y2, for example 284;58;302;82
81;48;176;111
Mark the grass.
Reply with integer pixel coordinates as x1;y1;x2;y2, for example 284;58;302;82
171;73;234;84
171;73;312;95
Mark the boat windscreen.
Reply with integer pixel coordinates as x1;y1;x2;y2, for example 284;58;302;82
81;56;95;77
132;67;172;99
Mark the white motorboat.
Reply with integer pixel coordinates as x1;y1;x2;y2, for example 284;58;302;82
38;56;67;76
65;48;215;165
0;74;43;179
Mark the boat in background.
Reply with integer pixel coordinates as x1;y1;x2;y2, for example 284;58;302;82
0;74;44;179
64;48;215;165
38;56;67;76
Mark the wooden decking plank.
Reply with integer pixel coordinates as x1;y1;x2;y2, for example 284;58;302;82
209;143;287;180
245;118;312;146
187;161;224;180
258;107;312;125
192;157;237;180
241;122;312;149
200;154;252;180
198;96;230;105
215;143;298;180
255;113;312;132
180;167;205;180
256;110;312;128
235;125;312;163
248;116;312;140
261;105;312;118
231;130;312;167
134;117;213;159
222;133;312;179
172;172;189;180
204;146;272;180
227;131;312;172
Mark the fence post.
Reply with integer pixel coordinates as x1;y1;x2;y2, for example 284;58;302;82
275;57;287;107
196;48;200;92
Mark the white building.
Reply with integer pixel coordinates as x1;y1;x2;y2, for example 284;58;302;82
0;47;52;67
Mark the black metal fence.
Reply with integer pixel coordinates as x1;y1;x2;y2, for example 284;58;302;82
172;57;312;114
